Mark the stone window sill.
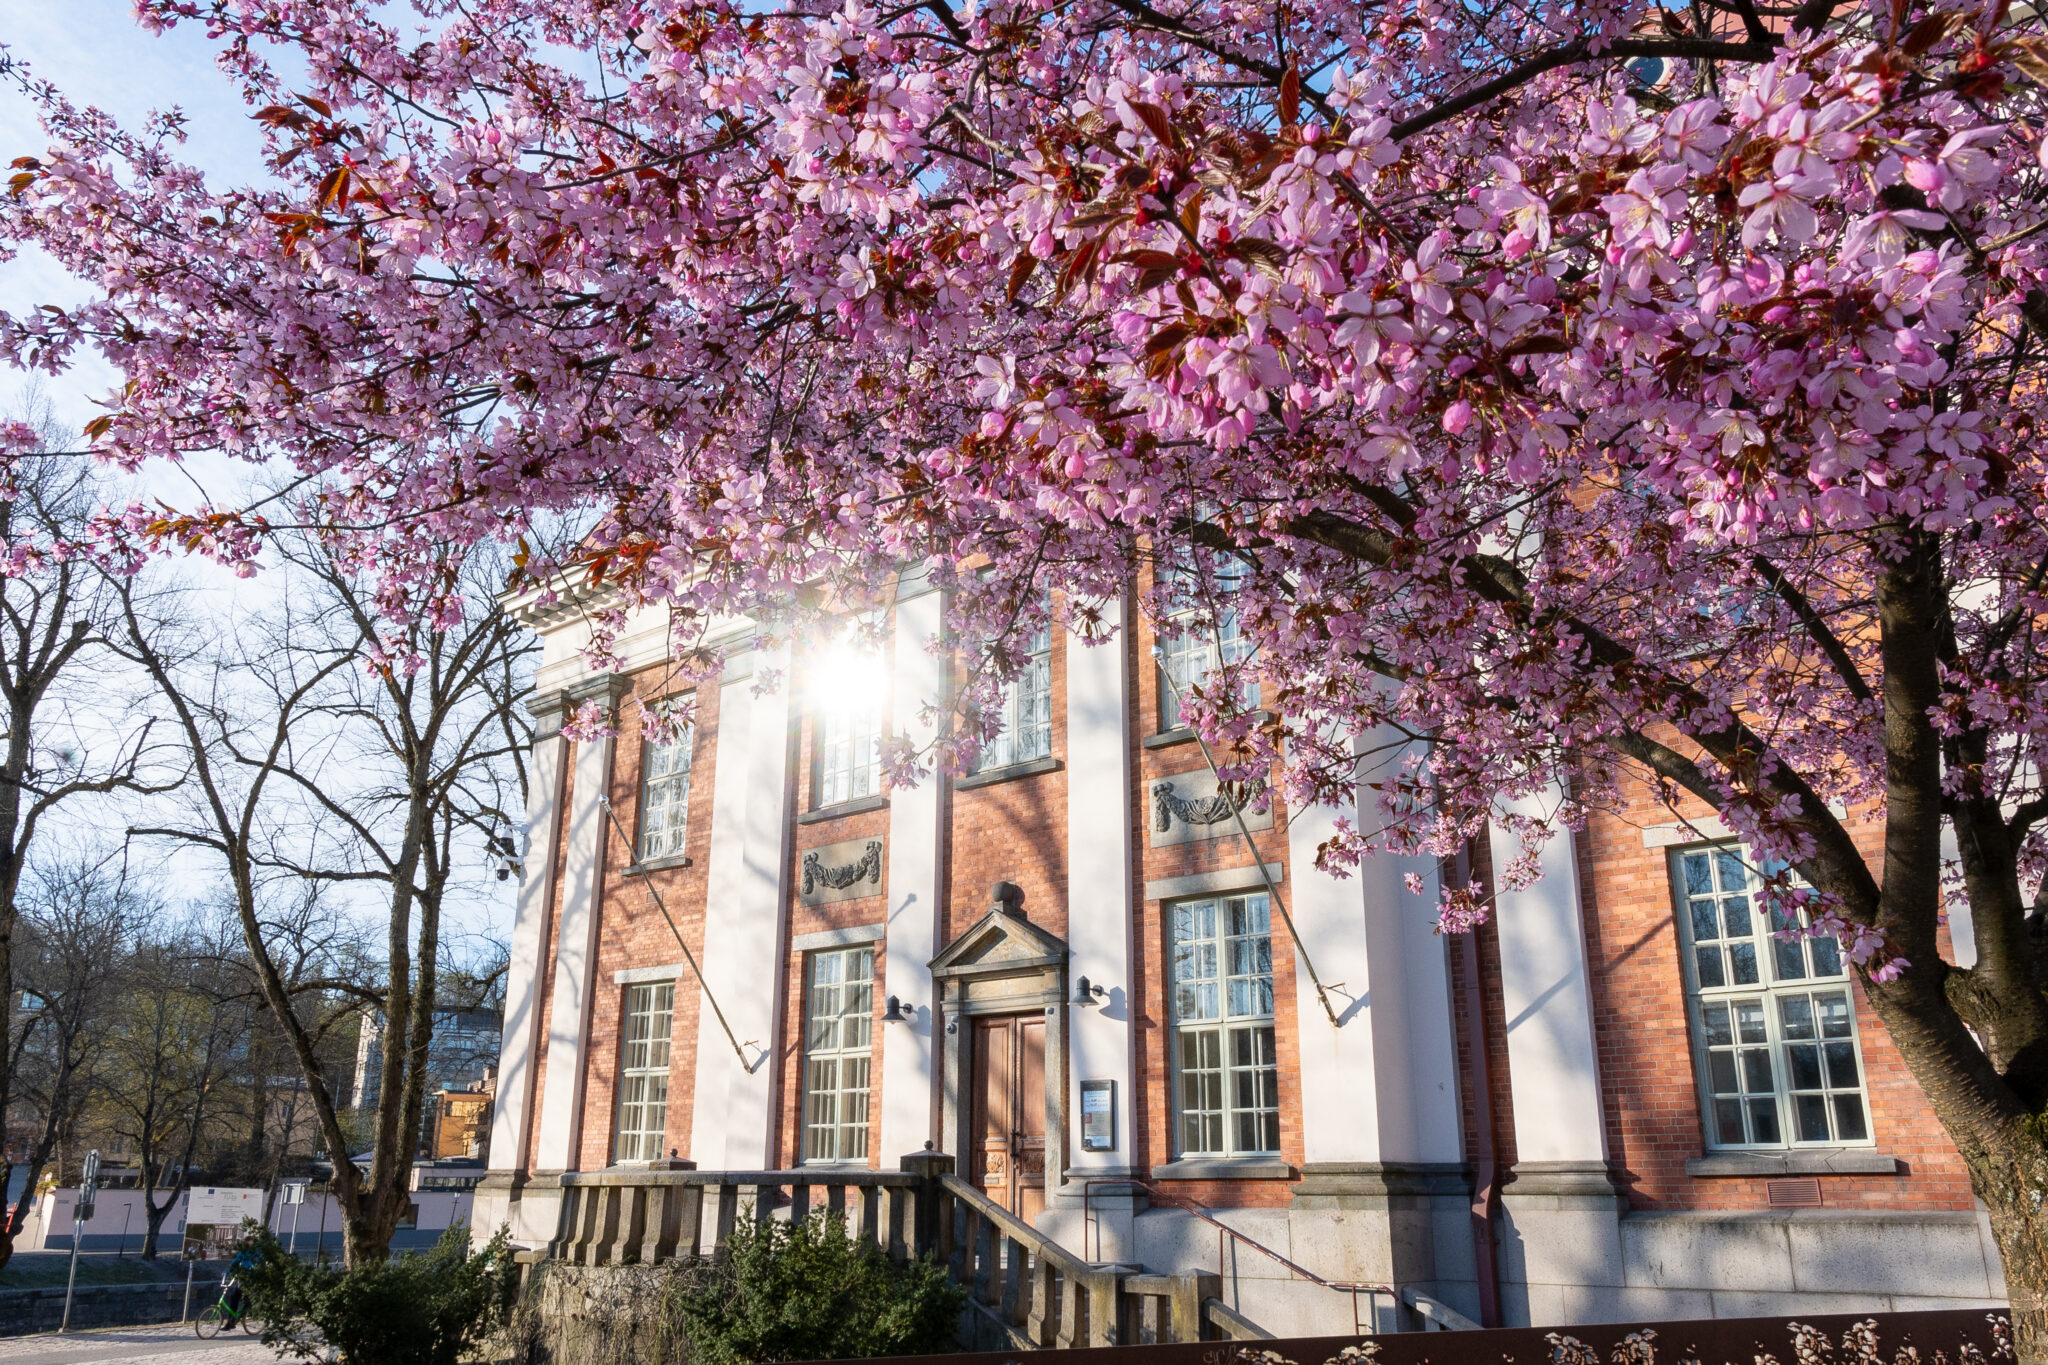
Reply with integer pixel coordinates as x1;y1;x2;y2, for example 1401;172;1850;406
1151;1158;1295;1181
955;756;1062;791
622;853;694;877
1685;1148;1898;1178
797;794;889;824
1142;711;1275;750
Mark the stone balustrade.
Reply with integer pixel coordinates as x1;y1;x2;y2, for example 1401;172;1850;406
535;1151;1244;1350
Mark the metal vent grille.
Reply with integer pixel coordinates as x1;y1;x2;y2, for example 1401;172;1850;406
1766;1177;1823;1207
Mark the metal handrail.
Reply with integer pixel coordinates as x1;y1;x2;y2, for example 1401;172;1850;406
1085;1177;1392;1336
1097;1178;1393;1296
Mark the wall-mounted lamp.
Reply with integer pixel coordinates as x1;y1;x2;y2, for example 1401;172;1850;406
1072;975;1108;1006
882;995;919;1024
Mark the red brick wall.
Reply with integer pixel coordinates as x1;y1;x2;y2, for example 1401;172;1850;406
571;668;722;1170
1576;776;1975;1211
1129;604;1301;1209
945;622;1070;941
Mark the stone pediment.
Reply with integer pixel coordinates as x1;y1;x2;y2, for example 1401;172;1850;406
929;906;1068;981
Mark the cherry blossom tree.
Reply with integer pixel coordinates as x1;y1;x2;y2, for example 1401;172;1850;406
4;0;2048;1338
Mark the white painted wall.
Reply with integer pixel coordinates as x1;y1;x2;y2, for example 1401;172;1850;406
1063;598;1138;1176
486;714;567;1174
1288;731;1462;1166
533;720;616;1171
689;648;795;1169
1490;788;1608;1165
881;585;947;1159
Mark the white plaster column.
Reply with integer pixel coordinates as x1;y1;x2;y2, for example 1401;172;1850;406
533;678;624;1172
1488;787;1609;1170
485;691;569;1175
1288;734;1462;1168
1063;597;1138;1178
690;646;796;1169
881;579;947;1159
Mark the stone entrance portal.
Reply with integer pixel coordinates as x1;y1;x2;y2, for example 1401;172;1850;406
931;881;1071;1224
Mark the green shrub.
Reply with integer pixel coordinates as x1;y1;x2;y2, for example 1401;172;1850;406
238;1223;518;1365
670;1209;964;1364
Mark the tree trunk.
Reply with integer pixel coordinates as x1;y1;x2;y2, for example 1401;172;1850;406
139;1188;174;1261
1968;1120;2048;1360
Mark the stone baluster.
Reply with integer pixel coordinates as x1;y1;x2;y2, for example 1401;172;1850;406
712;1182;739;1261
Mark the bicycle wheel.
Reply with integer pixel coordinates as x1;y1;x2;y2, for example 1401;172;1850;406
240;1308;260;1335
195;1303;228;1339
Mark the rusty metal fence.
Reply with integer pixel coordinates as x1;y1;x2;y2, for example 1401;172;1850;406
801;1307;2013;1365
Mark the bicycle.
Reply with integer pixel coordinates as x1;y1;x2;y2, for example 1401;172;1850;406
194;1279;259;1338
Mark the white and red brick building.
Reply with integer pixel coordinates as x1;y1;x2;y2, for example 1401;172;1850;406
475;570;2006;1333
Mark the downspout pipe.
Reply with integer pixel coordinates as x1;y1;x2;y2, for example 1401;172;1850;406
1455;839;1504;1328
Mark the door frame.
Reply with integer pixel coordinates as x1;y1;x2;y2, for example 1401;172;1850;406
930;886;1071;1212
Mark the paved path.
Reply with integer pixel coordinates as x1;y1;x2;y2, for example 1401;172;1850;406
0;1325;288;1365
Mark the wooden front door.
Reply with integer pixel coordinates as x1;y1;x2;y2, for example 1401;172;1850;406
971;1014;1047;1221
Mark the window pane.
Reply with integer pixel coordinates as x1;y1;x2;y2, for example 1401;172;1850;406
638;718;693;862
802;948;874;1163
1173;897;1275;1157
1676;846;1871;1153
1832;1093;1868;1141
978;616;1053;771
1748;1099;1781;1144
1735;1000;1768;1044
615;983;675;1162
1715;848;1747;891
1794;1093;1831;1142
1689;899;1719;942
1721;895;1753;939
1701;1002;1732;1047
1810;934;1843;977
1714;1098;1745;1145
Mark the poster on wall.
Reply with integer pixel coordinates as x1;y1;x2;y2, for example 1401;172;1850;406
1080;1080;1116;1152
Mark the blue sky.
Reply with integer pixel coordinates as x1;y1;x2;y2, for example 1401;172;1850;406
1;6;517;954
1;0;271;440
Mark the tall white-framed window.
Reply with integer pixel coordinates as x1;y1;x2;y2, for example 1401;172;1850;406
802;946;874;1164
1158;563;1259;731
614;981;675;1163
976;622;1053;771
637;709;693;863
815;619;886;807
1674;844;1872;1149
1170;894;1279;1157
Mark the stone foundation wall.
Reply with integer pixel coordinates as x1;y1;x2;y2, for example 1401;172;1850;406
0;1276;224;1337
504;1260;692;1365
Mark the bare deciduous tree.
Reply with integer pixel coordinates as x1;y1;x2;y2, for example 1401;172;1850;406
8;850;149;1240
0;390;172;1270
121;528;531;1263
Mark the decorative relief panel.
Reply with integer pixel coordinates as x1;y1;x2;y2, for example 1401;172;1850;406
798;836;885;905
1148;768;1274;847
